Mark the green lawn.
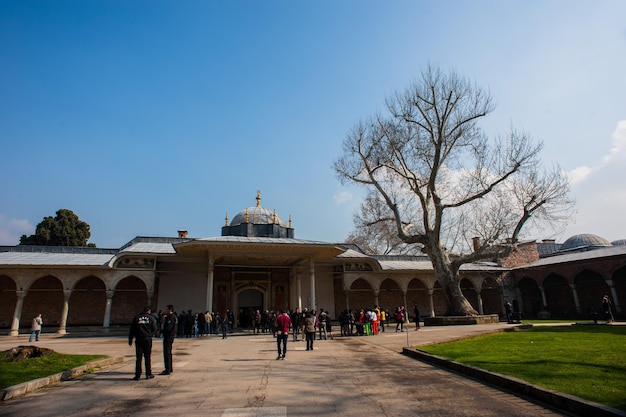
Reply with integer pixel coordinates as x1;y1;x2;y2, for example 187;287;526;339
0;352;106;390
418;325;626;411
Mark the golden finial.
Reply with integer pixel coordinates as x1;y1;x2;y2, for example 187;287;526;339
256;190;261;207
225;213;229;227
273;209;277;224
245;208;249;223
289;215;292;228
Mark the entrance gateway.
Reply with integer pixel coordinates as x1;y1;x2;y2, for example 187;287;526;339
154;192;344;326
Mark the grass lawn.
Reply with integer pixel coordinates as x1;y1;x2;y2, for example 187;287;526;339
0;351;106;390
418;325;626;411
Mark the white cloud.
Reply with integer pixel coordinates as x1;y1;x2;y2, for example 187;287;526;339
333;191;353;205
566;121;626;185
561;120;626;241
0;214;34;245
567;165;593;185
605;120;626;162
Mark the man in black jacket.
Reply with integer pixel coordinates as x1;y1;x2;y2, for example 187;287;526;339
128;306;157;380
160;304;178;375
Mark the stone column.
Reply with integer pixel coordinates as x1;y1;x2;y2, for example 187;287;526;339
9;290;27;336
427;289;435;317
147;291;155;309
402;290;408;322
57;289;72;335
539;286;548;308
373;289;380;308
569;283;582;314
296;272;302;311
536;286;550;318
103;290;114;328
309;257;316;311
477;289;484;315
206;255;214;312
606;279;622;314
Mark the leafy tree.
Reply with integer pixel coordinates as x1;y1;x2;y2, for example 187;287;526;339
20;209;93;247
335;66;573;316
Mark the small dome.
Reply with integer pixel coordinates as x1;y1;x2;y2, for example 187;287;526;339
611;239;626;246
230;206;286;227
228;191;287;227
560;234;611;252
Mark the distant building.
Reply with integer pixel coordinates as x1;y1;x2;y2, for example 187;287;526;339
0;194;623;335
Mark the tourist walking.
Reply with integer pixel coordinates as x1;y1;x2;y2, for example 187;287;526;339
601;295;614;323
413;304;421;331
505;300;513;323
221;312;229;339
318;308;328;340
160;304;178;375
128;306;157;380
275;309;292;359
304;311;316;351
254;310;262;334
395;306;405;332
291;308;302;342
29;313;43;342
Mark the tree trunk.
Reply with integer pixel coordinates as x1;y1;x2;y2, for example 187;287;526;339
427;245;478;316
439;272;478;316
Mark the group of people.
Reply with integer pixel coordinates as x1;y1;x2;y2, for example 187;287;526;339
336;305;421;336
159;309;234;339
127;305;327;377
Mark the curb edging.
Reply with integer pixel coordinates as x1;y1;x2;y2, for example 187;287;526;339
402;348;626;417
0;356;124;401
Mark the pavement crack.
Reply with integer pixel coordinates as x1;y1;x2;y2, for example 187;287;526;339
246;362;270;408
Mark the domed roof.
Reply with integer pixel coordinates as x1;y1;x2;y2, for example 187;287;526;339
229;192;287;227
560;233;611;252
611;239;626;246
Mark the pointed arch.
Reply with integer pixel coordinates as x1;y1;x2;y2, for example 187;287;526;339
0;275;17;329
613;265;626;315
68;275;107;326
543;273;575;318
480;276;502;315
518;277;542;318
574;269;610;315
22;275;64;329
406;278;429;314
349;278;374;309
111;276;148;325
378;278;403;309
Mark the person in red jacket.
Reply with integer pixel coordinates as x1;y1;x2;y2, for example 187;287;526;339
275;309;292;360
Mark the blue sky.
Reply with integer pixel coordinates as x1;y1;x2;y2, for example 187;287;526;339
1;1;625;248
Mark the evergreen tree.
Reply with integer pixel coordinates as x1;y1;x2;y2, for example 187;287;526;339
20;209;93;246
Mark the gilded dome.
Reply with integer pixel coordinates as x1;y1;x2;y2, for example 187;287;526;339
560;234;611;252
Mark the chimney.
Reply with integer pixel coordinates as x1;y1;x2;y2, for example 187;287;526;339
178;230;188;238
472;237;480;251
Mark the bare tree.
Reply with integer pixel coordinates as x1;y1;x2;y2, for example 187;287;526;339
334;66;574;316
347;192;422;255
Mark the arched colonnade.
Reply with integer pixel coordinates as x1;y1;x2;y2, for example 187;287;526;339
514;264;626;319
338;272;504;317
0;269;155;336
